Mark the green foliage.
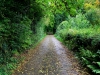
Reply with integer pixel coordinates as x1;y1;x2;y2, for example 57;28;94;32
0;57;19;75
0;0;47;74
56;12;100;74
62;0;84;16
88;65;100;74
46;0;100;74
68;14;90;29
97;62;100;67
80;49;93;58
35;18;46;40
56;25;100;74
56;14;90;38
1;0;99;75
85;8;100;25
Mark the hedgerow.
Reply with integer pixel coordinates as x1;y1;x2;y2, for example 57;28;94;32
55;13;100;74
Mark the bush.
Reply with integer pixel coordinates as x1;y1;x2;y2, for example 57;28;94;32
56;13;100;74
56;26;100;74
85;8;100;25
56;14;90;39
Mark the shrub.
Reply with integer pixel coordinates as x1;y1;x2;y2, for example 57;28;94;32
55;13;100;74
85;8;100;25
56;13;90;39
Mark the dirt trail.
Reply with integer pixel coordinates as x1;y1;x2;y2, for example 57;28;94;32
13;35;90;75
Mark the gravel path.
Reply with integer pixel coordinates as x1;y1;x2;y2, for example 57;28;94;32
13;35;90;75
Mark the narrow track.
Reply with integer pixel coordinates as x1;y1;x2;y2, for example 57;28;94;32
13;35;90;75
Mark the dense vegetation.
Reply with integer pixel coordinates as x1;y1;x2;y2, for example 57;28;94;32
0;0;46;74
55;0;100;74
0;0;100;75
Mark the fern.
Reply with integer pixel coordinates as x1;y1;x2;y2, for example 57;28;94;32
81;57;90;65
97;62;100;67
87;65;100;74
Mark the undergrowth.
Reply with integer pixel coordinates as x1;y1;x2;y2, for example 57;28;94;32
55;13;100;74
0;35;46;75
